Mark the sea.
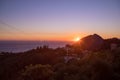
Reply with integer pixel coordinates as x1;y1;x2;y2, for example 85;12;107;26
0;41;72;53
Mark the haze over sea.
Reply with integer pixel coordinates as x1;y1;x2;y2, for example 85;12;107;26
0;41;71;52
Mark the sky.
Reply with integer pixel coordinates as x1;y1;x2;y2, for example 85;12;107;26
0;0;120;41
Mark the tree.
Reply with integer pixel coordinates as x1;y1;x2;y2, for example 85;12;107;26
20;64;54;80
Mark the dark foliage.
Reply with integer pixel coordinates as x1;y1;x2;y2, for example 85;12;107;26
0;37;120;80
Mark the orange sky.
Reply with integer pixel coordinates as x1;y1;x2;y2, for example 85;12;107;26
0;0;120;41
0;32;119;41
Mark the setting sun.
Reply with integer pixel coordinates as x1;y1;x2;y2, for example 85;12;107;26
74;37;81;42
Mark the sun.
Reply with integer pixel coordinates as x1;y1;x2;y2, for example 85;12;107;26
73;37;81;42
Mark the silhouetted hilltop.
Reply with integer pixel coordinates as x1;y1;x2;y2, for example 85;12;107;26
77;34;120;51
80;34;104;51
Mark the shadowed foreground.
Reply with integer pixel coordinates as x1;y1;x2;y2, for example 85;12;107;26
0;35;120;80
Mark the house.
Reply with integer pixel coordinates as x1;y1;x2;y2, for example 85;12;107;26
111;43;117;50
64;54;80;63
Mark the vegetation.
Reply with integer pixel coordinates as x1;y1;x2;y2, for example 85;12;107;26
0;38;120;80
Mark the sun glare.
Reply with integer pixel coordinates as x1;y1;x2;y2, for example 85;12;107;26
74;37;81;42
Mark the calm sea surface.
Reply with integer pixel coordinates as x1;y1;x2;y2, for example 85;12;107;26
0;41;72;52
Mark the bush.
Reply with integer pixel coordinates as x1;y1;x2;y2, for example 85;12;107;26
20;64;54;80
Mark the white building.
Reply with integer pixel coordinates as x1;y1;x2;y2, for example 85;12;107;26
111;43;117;50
